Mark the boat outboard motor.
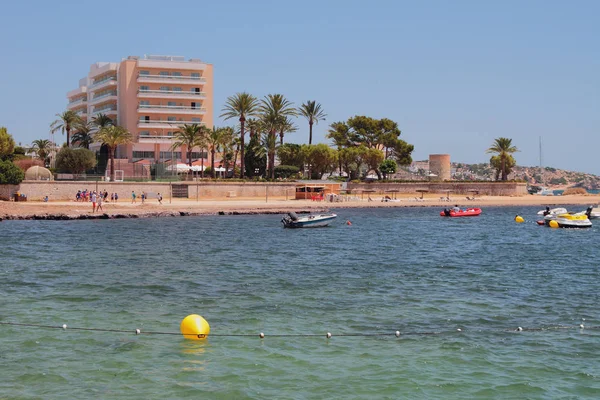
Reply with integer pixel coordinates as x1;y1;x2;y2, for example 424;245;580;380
288;212;299;221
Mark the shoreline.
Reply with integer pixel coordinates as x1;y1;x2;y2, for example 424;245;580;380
2;194;599;221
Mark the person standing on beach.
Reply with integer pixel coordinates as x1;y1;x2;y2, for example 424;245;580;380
141;192;145;204
115;193;119;202
158;193;163;205
131;191;137;204
91;191;97;213
96;194;103;212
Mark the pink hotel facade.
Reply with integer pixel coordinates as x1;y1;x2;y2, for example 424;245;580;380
66;55;213;162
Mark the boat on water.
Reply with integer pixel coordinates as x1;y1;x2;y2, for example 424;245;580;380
543;213;592;228
573;206;600;220
537;207;568;216
281;212;337;228
440;208;482;217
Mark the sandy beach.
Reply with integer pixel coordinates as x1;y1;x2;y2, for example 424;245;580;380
2;193;599;220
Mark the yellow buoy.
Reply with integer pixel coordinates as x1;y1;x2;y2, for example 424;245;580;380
180;314;210;340
515;215;524;223
549;220;559;228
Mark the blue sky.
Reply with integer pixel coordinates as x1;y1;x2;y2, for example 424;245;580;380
0;0;598;173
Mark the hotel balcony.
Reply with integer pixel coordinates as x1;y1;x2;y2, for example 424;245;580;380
91;105;117;117
137;120;205;129
89;91;118;106
138;132;175;144
67;98;87;111
137;105;207;115
89;76;117;91
137;74;206;85
137;89;206;100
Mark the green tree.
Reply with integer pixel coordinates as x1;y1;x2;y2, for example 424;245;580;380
339;146;363;180
206;127;227;178
277;143;305;169
260;94;297;176
262;131;280;179
71;123;94;149
326;122;350;174
303;144;337;179
362;148;385;179
278;116;297;145
29;139;53;164
50;110;81;147
379;159;397;179
0;159;24;184
299;100;327;145
220;93;259;179
55;147;97;176
244;132;266;178
90;113;114;131
487;137;518;181
171;124;205;166
0;127;16;160
274;165;300;179
94;126;133;182
490;154;516;181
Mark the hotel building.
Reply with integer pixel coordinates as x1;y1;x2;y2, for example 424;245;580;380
66;55;213;167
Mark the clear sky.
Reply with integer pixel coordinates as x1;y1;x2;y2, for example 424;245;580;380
0;0;598;173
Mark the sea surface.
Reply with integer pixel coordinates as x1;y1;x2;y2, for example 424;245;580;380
1;206;600;399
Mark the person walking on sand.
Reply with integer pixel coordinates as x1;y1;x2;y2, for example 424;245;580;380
158;193;163;205
131;191;137;204
96;194;103;212
91;191;97;213
141;191;145;204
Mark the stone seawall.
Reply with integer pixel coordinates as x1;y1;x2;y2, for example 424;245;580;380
347;182;527;196
0;181;298;201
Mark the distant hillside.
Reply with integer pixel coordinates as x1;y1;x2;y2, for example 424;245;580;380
398;162;600;189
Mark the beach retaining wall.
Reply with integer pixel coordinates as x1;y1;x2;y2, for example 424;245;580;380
0;180;527;201
0;181;298;201
347;182;528;196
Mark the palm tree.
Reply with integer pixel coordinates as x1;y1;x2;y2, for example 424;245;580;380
299;100;327;145
206;127;226;178
94;125;133;182
29;139;52;163
262;131;280;179
71;123;94;149
90;113;114;131
260;94;297;176
171;124;204;166
220;93;259;179
278;116;298;145
246;118;263;139
50;110;82;147
486;137;519;181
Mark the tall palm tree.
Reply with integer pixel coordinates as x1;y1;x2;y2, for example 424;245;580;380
171;124;204;166
299;100;327;145
29;139;52;163
278;116;298;145
246;118;263;139
50;110;81;147
486;137;519;181
260;94;297;176
90;113;114;131
94;125;133;182
220;92;259;179
262;131;280;179
206;127;226;178
71;123;94;149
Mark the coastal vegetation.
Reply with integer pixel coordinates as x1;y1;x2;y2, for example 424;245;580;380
50;110;81;148
55;147;97;177
94;125;133;182
0;126;16;159
486;137;519;181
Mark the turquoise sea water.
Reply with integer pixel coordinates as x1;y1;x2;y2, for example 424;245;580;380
1;206;600;399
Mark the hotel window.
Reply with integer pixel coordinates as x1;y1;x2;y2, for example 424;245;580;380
192;87;201;94
159;71;170;76
191;118;201;123
139;70;149;75
160;86;170;91
167;101;176;107
139;116;150;123
133;151;155;158
191;72;200;79
172;72;182;77
167;116;176;122
191;102;197;109
140;86;149;92
167;131;174;137
139;101;150;108
139;131;150;136
173;87;182;92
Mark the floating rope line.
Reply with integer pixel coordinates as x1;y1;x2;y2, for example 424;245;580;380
1;321;598;339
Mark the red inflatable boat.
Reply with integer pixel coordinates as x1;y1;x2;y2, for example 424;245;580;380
440;208;482;217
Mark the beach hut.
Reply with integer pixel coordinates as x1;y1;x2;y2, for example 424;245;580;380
295;180;341;200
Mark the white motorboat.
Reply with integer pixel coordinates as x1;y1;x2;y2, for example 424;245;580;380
537;207;568;216
573;206;600;220
544;213;592;228
281;212;337;228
